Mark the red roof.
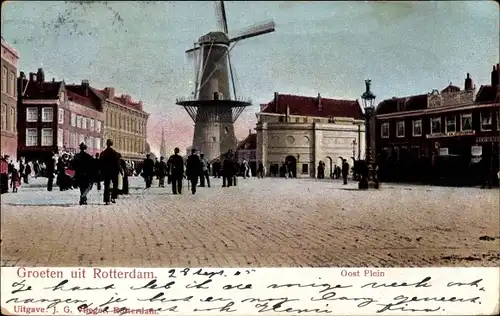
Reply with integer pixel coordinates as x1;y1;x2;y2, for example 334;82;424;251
65;84;102;111
97;89;144;111
376;94;428;115
260;93;363;120
22;80;62;100
237;133;257;150
441;83;460;93
475;85;498;104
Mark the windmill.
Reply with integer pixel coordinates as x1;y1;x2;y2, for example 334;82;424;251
176;1;275;161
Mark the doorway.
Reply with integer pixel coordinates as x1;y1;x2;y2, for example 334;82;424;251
285;155;297;178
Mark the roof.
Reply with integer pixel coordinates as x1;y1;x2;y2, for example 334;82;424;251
22;80;62;100
237;133;257;150
475;85;498;104
376;94;428;115
260;93;363;120
97;89;144;111
441;83;460;93
65;84;102;111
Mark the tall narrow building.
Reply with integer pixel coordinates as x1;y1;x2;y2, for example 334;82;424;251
159;127;166;158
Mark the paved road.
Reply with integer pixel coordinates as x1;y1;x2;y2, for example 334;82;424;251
1;177;499;267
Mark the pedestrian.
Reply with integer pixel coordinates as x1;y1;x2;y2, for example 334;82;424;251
46;153;56;191
242;159;250;179
156;156;167;187
23;161;31;184
142;154;155;188
222;150;235;187
212;159;221;178
11;167;20;193
99;139;121;205
186;148;201;194
199;153;210;187
72;143;96;205
0;155;9;194
168;147;184;195
94;153;102;191
342;159;349;185
119;158;129;195
257;161;264;178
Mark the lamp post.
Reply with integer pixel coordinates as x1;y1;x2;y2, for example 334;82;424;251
359;79;380;189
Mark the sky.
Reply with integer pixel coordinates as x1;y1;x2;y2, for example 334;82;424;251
2;1;499;155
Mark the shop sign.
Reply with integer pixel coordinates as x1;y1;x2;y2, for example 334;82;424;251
439;148;448;156
476;136;500;143
471;145;482;156
426;131;476;139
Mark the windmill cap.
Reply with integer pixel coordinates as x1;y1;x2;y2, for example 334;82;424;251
198;32;230;44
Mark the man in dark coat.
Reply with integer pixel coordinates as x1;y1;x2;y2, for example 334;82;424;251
72;143;96;205
156;156;168;187
222;150;235;187
46;153;56;191
142;154;155;188
212;159;221;178
99;139;121;205
168;147;184;194
199;153;210;187
186;148;202;194
342;159;349;185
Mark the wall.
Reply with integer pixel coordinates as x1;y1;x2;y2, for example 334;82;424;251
1;40;19;159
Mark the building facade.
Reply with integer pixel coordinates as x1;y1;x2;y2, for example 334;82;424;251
17;70;104;161
1;37;20;159
375;66;499;186
256;93;365;178
235;130;257;175
96;87;149;162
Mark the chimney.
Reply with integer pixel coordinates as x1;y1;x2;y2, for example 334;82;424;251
82;79;89;96
274;92;279;112
464;73;473;91
29;72;36;82
248;129;251;135
138;101;143;110
286;104;290;122
318;93;322;110
36;68;44;83
104;87;115;99
125;94;131;103
491;65;499;87
17;72;26;98
52;78;55;83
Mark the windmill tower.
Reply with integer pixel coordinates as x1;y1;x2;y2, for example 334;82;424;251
176;1;275;161
159;127;167;158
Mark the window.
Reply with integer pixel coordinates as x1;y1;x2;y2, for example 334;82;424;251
94;137;101;151
57;128;64;147
1;104;6;130
26;107;38;122
26;128;38;146
89;118;95;131
396;121;405;138
412;119;422;137
42;107;53;122
301;163;309;174
88;136;94;149
96;120;101;133
278;116;284;122
295;118;300;123
70;133;75;149
431;117;441;134
79;134;85;145
64;130;69;147
460;113;472;132
480;112;493;131
10;107;15;132
445;116;456;133
71;113;76;127
302;117;307;123
82;117;87;130
1;67;6;93
76;115;82;128
9;72;15;95
41;128;53;146
58;108;64;124
381;122;389;138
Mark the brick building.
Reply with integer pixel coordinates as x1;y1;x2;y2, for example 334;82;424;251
256;93;365;177
375;65;499;186
95;87;149;162
1;37;20;159
17;69;104;161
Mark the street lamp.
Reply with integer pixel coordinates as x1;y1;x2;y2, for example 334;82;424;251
359;79;380;189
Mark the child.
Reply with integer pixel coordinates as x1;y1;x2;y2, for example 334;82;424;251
11;168;20;193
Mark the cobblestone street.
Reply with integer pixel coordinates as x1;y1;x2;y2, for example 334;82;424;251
1;177;499;267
